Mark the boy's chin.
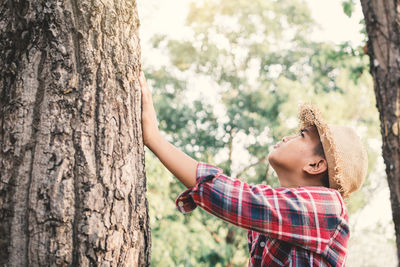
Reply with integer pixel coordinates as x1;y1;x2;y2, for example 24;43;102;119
267;151;285;172
267;151;278;166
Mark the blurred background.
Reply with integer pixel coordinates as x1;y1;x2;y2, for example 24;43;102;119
137;0;396;266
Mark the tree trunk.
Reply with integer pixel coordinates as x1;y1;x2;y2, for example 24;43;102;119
0;0;150;266
360;0;400;262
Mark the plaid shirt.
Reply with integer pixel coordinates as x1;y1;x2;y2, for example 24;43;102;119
176;162;349;266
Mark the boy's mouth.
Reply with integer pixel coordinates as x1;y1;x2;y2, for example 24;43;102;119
273;142;282;149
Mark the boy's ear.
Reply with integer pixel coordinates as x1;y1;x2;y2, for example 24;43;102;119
303;158;327;175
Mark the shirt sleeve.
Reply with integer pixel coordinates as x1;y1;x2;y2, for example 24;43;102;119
175;162;348;254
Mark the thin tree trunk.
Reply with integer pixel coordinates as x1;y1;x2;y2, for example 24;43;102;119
360;0;400;263
0;0;150;266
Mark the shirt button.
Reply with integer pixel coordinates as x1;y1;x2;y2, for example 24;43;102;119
178;201;184;207
260;242;265;247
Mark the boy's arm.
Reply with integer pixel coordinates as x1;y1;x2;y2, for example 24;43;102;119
139;72;198;188
176;163;348;255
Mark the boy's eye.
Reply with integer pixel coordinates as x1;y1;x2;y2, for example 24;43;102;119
299;129;305;137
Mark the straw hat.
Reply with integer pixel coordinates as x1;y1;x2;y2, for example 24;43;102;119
298;104;368;198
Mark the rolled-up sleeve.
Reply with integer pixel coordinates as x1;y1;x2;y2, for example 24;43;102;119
175;162;348;254
176;162;223;213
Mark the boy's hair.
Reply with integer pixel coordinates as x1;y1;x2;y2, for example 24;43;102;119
314;141;330;187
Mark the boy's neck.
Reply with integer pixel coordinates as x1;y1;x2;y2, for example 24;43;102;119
276;170;325;188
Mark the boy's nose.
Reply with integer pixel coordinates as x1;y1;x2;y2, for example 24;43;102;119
282;135;295;142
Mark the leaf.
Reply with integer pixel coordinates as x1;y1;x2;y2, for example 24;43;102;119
342;0;355;17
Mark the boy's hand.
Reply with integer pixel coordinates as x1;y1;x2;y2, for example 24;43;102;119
138;72;197;187
139;72;161;148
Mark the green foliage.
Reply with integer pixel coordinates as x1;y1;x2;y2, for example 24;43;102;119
143;0;381;265
342;0;356;17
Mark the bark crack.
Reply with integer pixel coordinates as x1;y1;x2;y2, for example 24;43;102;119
71;90;81;266
26;48;47;266
381;0;392;68
70;0;81;74
70;0;82;264
95;63;102;189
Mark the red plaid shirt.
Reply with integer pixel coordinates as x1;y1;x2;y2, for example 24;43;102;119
176;162;349;266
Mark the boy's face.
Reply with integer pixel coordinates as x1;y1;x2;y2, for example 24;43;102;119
268;126;324;183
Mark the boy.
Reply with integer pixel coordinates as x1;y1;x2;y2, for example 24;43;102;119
139;72;368;266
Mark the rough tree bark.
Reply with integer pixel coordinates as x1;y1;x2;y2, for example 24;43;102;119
360;0;400;262
0;0;150;266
